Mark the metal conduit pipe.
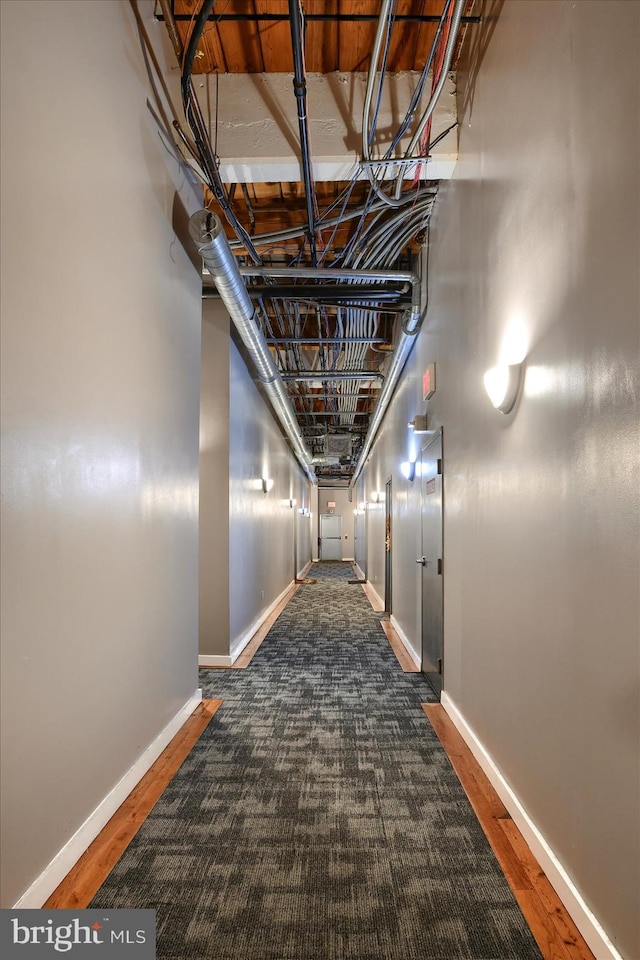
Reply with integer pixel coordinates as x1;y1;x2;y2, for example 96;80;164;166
349;251;426;487
188;210;316;483
238;266;422;326
288;0;317;264
362;0;464;207
204;284;410;302
350;325;420;489
403;0;466;158
227;191;437;251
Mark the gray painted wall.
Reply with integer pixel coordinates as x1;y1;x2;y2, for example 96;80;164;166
199;301;231;657
358;2;640;955
200;303;312;660
0;0;201;907
228;341;312;656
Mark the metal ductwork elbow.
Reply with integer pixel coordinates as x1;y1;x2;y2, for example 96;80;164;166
189;210;316;483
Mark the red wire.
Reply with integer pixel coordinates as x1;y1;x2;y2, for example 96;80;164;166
412;2;455;186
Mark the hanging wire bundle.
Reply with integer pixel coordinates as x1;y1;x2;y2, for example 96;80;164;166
153;0;465;477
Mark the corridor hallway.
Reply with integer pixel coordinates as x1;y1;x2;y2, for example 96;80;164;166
82;562;549;959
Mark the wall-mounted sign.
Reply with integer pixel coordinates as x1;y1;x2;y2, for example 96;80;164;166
423;363;436;401
327;501;336;508
426;478;436;495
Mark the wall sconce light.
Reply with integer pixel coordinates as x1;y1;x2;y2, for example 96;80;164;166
408;414;429;434
483;363;524;414
371;491;384;504
289;498;296;508
400;460;416;482
262;477;274;493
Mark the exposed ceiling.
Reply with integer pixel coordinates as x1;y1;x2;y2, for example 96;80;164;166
169;0;466;74
155;0;475;483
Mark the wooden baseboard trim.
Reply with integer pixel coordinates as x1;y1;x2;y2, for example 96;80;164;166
388;615;421;671
199;572;306;671
13;690;203;909
360;579;384;612
232;578;300;668
44;699;222;909
380;619;420;672
438;693;623;960
422;703;597;960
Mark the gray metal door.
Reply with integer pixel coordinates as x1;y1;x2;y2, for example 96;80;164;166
419;431;443;697
320;514;342;560
384;477;392;612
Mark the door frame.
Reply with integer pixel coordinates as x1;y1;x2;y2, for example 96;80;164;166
420;428;444;697
384;476;392;613
319;513;343;561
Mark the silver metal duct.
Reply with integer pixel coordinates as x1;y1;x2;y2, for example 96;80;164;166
188;210;316;483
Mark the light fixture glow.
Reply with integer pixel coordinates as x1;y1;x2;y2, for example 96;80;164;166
400;461;416;482
408;414;429;434
483;363;523;414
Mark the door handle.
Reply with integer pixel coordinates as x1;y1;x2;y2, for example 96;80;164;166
416;557;427;565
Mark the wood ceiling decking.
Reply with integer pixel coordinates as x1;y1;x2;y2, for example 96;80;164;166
162;1;472;479
170;1;457;76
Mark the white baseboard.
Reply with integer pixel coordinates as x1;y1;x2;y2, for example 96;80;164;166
366;581;384;611
440;692;623;960
13;689;203;909
296;560;313;580
198;654;232;667
390;615;421;668
229;578;296;663
352;563;365;581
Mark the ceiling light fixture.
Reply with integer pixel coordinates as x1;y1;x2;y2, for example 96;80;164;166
483;363;524;414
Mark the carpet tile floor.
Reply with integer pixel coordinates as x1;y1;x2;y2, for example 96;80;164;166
90;561;542;960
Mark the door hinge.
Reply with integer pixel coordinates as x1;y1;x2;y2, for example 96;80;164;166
437;458;443;475
437;658;443;675
437;558;443;575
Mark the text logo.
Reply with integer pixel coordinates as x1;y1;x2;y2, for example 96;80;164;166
0;910;155;957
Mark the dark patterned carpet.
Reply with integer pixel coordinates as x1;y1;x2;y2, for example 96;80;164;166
91;561;542;960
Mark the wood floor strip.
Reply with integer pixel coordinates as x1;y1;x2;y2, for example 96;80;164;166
353;571;419;673
360;578;384;612
421;704;596;960
498;817;596;960
44;699;222;909
200;581;301;670
234;582;298;667
379;619;420;672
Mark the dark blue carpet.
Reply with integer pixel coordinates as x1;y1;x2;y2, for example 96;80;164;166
90;561;542;960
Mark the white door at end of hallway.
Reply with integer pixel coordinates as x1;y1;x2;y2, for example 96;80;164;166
320;514;342;560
